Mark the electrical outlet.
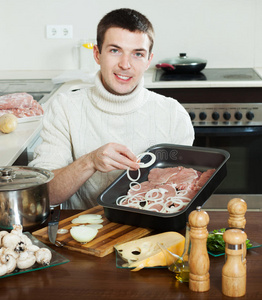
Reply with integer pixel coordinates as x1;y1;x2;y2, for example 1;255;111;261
61;25;73;38
46;25;59;39
46;25;73;39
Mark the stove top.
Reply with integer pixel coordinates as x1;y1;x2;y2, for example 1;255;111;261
154;68;262;82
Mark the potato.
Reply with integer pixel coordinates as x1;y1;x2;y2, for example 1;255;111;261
0;113;18;134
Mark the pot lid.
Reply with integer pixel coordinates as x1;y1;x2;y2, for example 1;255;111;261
160;53;207;66
0;166;54;191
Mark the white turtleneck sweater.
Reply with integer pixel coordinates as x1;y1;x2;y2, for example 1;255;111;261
30;72;194;209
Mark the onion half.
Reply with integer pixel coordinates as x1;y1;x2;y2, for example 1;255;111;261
70;226;98;244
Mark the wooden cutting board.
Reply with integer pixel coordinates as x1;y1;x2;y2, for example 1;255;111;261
32;206;153;257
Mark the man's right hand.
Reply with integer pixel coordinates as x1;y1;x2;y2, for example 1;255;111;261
88;142;140;173
48;142;140;206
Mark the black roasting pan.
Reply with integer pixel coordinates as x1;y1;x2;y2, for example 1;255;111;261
97;144;230;231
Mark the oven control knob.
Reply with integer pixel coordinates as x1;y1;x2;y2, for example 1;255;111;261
223;112;231;121
199;112;207;120
246;111;254;120
189;112;196;121
212;112;220;121
235;111;243;121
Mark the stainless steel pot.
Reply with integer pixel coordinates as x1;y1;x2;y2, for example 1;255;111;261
0;166;54;230
156;53;207;73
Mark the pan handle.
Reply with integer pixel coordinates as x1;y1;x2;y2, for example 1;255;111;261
155;63;175;71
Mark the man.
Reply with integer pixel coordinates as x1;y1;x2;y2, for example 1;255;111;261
30;8;194;209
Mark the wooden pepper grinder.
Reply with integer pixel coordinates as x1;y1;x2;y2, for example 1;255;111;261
227;198;247;266
227;198;247;229
222;229;247;297
188;206;210;292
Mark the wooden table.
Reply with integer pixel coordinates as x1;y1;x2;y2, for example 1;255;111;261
1;210;262;300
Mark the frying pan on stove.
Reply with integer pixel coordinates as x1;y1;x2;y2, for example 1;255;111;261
156;53;207;73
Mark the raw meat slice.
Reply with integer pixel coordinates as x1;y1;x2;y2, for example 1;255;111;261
167;167;200;188
148;167;184;184
0;93;44;118
197;168;216;188
0;93;34;109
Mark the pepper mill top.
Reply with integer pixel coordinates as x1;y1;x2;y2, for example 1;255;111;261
189;206;209;228
227;198;247;229
223;228;247;246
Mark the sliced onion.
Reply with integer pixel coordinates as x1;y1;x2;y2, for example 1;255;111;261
116;185;190;214
84;224;103;230
137;152;156;168
71;214;103;224
129;182;141;191
115;152;192;214
57;228;69;234
77;214;102;219
70;226;98;243
126;168;141;182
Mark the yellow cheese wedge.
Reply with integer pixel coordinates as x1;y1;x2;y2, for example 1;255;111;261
114;231;185;271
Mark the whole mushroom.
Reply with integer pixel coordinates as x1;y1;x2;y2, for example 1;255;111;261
1;253;16;273
35;248;52;266
0;230;8;247
16;251;36;269
2;232;25;253
11;224;23;236
2;247;19;260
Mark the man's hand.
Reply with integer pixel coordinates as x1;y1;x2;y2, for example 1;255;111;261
48;143;140;206
89;142;140;173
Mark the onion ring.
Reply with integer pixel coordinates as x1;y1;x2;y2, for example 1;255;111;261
129;181;141;191
137;152;156;168
126;168;141;182
117;153;194;214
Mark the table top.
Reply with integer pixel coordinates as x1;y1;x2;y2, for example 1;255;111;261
1;210;262;300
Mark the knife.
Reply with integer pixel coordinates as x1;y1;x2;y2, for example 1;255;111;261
48;208;61;244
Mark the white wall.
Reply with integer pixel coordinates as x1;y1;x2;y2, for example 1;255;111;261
0;0;261;70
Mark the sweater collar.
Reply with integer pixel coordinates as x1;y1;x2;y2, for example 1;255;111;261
90;71;147;114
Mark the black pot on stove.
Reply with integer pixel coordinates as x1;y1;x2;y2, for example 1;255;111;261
156;53;207;73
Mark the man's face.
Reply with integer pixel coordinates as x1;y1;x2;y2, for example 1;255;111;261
93;27;153;95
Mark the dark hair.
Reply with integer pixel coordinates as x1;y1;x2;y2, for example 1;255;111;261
97;8;154;56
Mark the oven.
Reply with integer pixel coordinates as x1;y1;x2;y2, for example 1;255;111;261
149;68;262;210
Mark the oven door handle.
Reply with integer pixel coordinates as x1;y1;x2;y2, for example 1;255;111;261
194;126;262;136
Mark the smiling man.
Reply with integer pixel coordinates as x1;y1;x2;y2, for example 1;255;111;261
94;27;153;95
29;8;194;209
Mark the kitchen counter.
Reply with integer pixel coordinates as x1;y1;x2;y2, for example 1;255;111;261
1;67;262;166
0;119;43;166
0;77;65;166
144;67;262;88
1;67;262;87
0;210;261;300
